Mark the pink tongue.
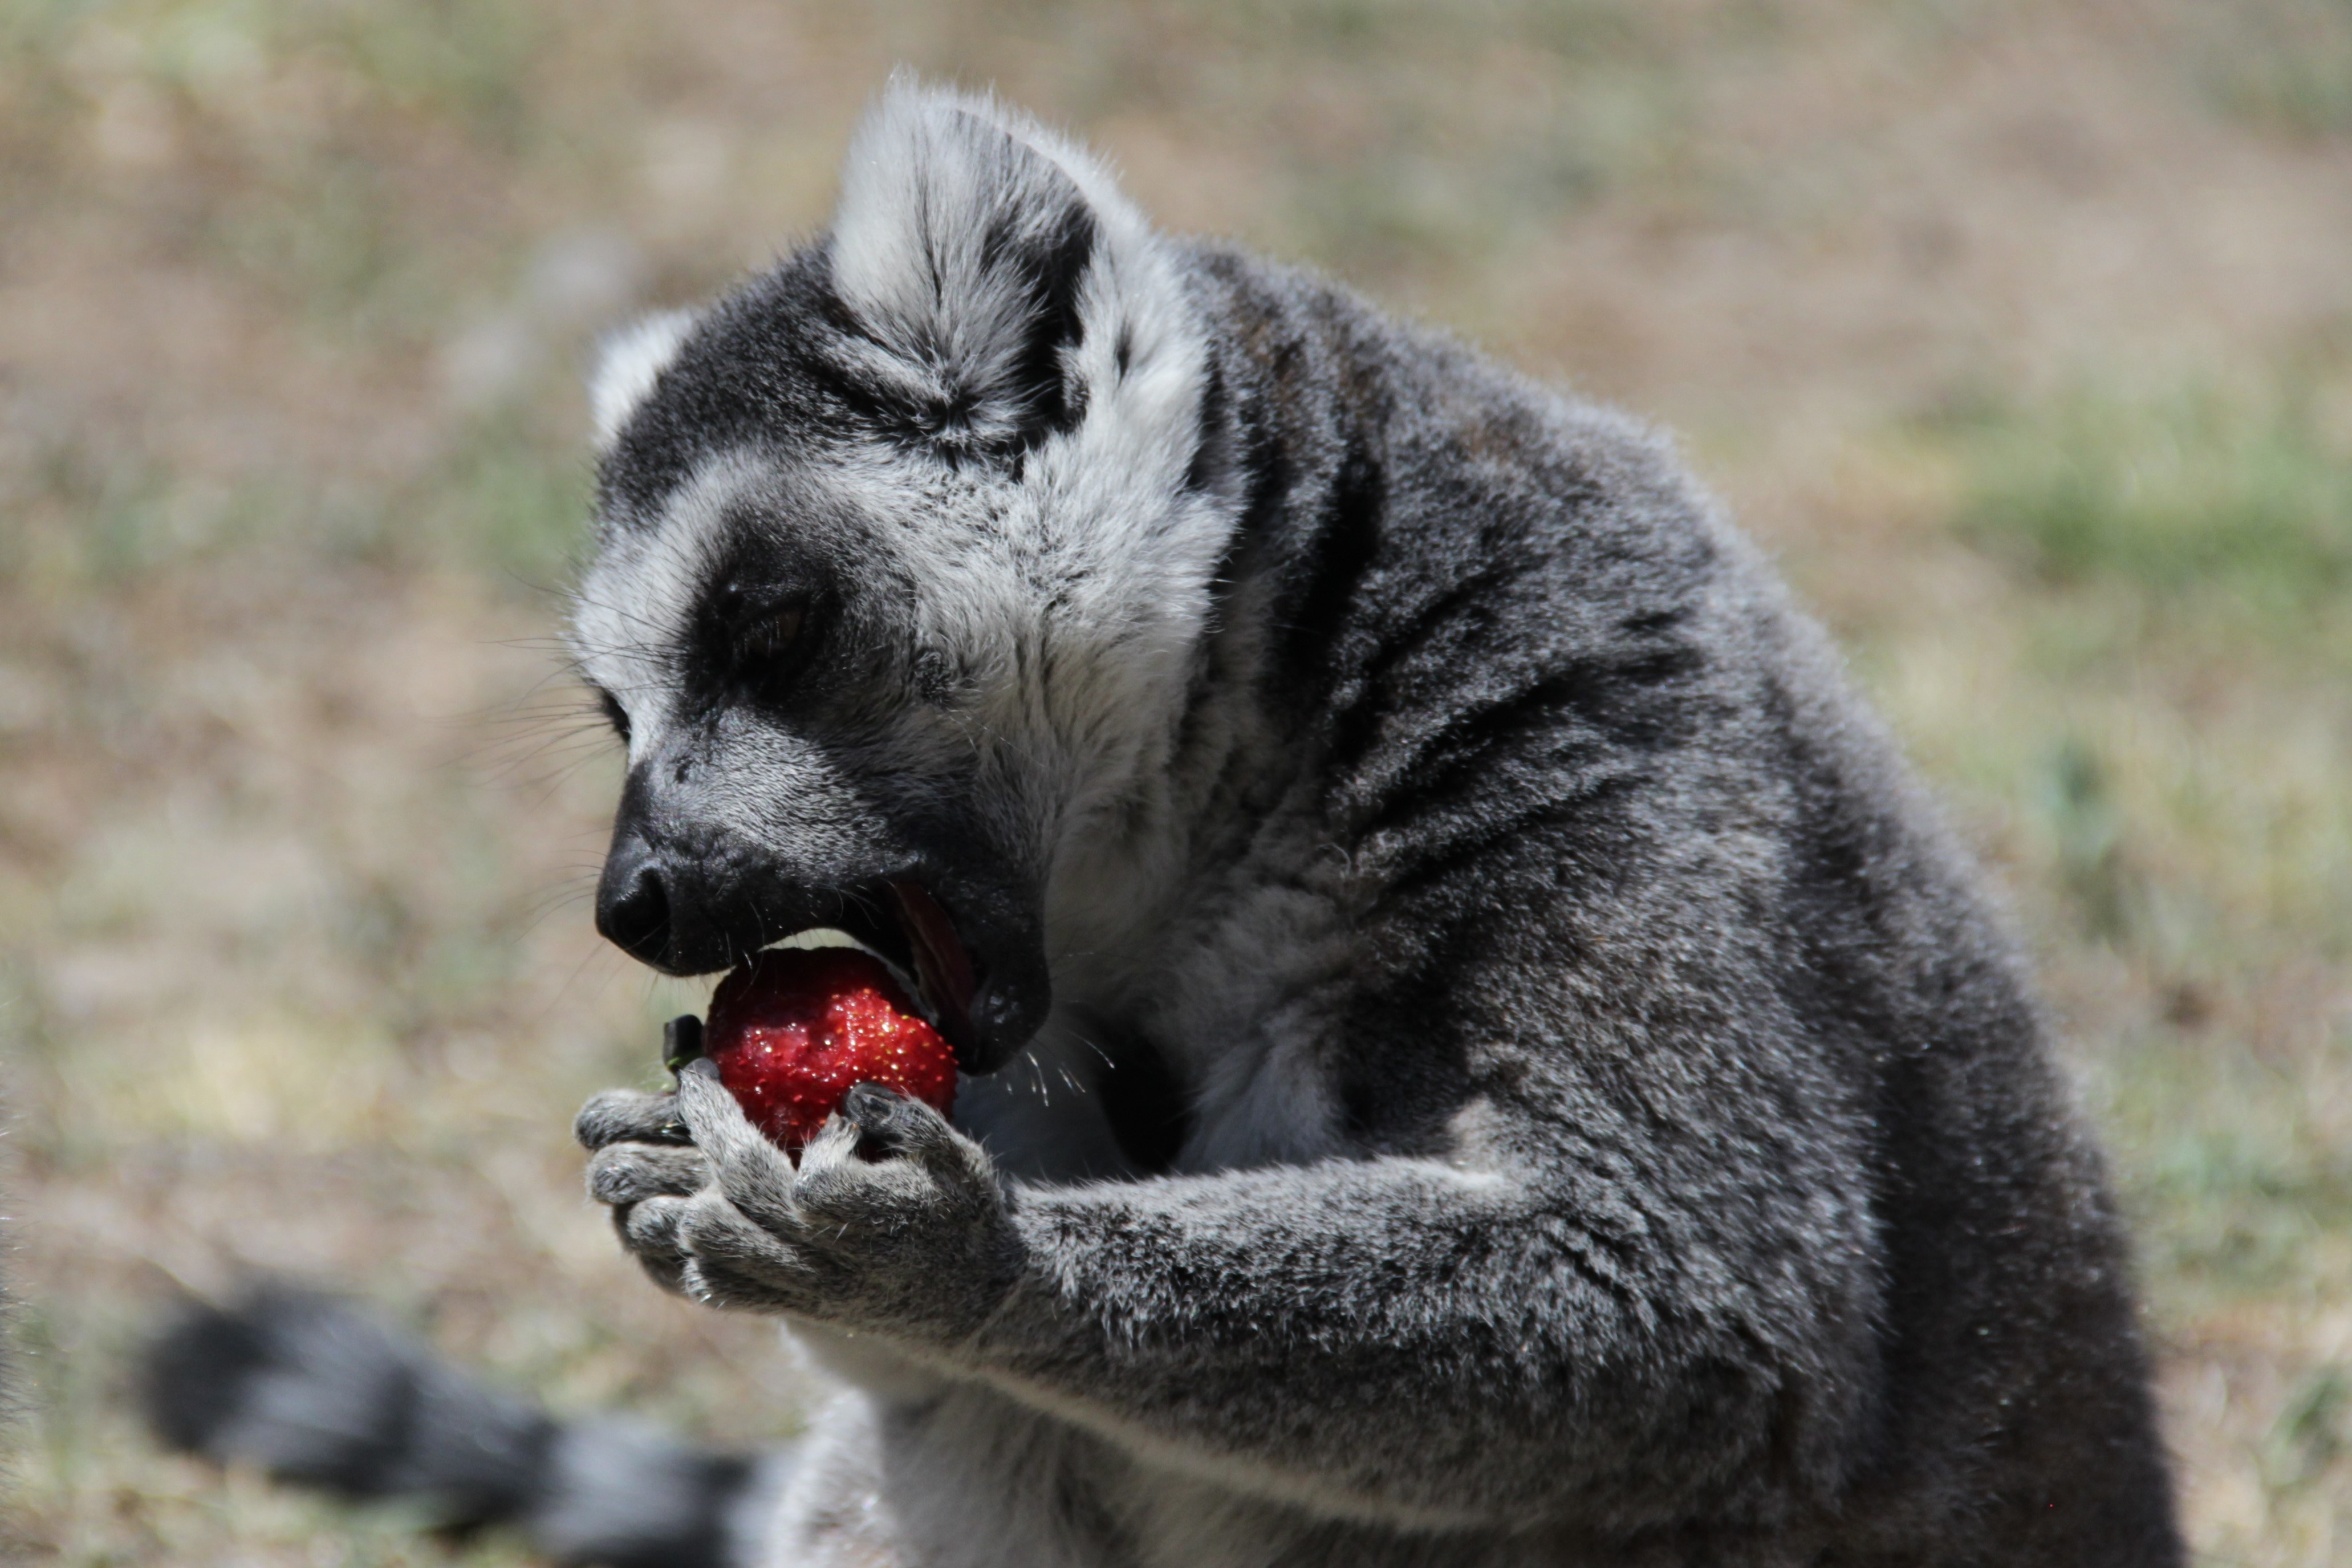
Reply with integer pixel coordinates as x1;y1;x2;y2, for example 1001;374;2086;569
888;880;977;1030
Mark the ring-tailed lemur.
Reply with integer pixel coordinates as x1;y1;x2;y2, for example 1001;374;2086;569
152;79;2183;1567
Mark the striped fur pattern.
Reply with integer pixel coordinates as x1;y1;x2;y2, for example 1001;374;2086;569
144;1286;782;1567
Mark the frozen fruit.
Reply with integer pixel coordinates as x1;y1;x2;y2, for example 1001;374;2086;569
698;945;958;1156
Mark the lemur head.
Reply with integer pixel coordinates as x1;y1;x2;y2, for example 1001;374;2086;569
570;80;1222;1073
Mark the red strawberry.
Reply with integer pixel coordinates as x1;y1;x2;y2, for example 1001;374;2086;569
700;946;958;1156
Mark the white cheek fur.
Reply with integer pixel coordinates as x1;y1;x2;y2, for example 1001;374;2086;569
567;452;771;760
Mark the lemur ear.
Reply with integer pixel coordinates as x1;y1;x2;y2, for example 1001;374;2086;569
828;78;1167;459
588;309;699;450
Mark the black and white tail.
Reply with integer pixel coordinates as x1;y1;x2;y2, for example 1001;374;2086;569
142;1286;781;1568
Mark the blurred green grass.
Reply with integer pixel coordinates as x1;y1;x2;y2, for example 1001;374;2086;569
1894;375;2352;1378
4;1;2352;1563
2200;0;2352;138
1943;380;2352;612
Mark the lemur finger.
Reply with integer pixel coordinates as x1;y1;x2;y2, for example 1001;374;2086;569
838;1081;987;1185
680;1191;794;1271
793;1097;934;1218
787;1112;921;1228
674;1061;798;1224
791;1106;868;1180
575;1088;688;1150
677;1192;826;1302
587;1143;709;1206
609;1203;690;1294
833;1082;938;1159
679;1253;797;1315
619;1192;694;1269
798;1083;994;1217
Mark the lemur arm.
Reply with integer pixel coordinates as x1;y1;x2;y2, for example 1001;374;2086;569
974;1145;1871;1530
582;1038;1880;1534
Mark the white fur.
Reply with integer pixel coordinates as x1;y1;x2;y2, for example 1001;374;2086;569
589;308;698;449
571;448;767;751
828;76;1191;453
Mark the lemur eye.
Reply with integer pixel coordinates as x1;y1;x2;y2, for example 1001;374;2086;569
724;596;817;706
739;604;805;667
594;686;632;743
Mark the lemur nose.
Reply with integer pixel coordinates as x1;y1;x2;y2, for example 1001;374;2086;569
595;845;673;967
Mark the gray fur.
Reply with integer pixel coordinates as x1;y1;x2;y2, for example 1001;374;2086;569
567;79;2180;1567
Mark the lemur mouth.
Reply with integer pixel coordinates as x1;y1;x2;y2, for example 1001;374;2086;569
739;881;983;1065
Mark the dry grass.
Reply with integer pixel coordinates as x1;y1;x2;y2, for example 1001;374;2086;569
3;2;2350;1562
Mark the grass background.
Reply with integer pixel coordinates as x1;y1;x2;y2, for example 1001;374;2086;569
3;0;2350;1561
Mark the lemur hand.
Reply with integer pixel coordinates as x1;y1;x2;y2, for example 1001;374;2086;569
578;1065;1022;1340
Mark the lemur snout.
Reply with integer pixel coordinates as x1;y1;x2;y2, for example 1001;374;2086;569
593;838;674;968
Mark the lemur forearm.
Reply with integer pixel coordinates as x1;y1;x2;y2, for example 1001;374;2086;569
939;1150;1861;1527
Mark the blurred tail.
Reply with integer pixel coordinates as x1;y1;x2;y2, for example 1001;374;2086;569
141;1285;781;1568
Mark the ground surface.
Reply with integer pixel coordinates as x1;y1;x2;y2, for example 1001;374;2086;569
3;2;2350;1562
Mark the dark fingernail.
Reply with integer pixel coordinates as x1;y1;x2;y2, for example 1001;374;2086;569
663;1014;704;1073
